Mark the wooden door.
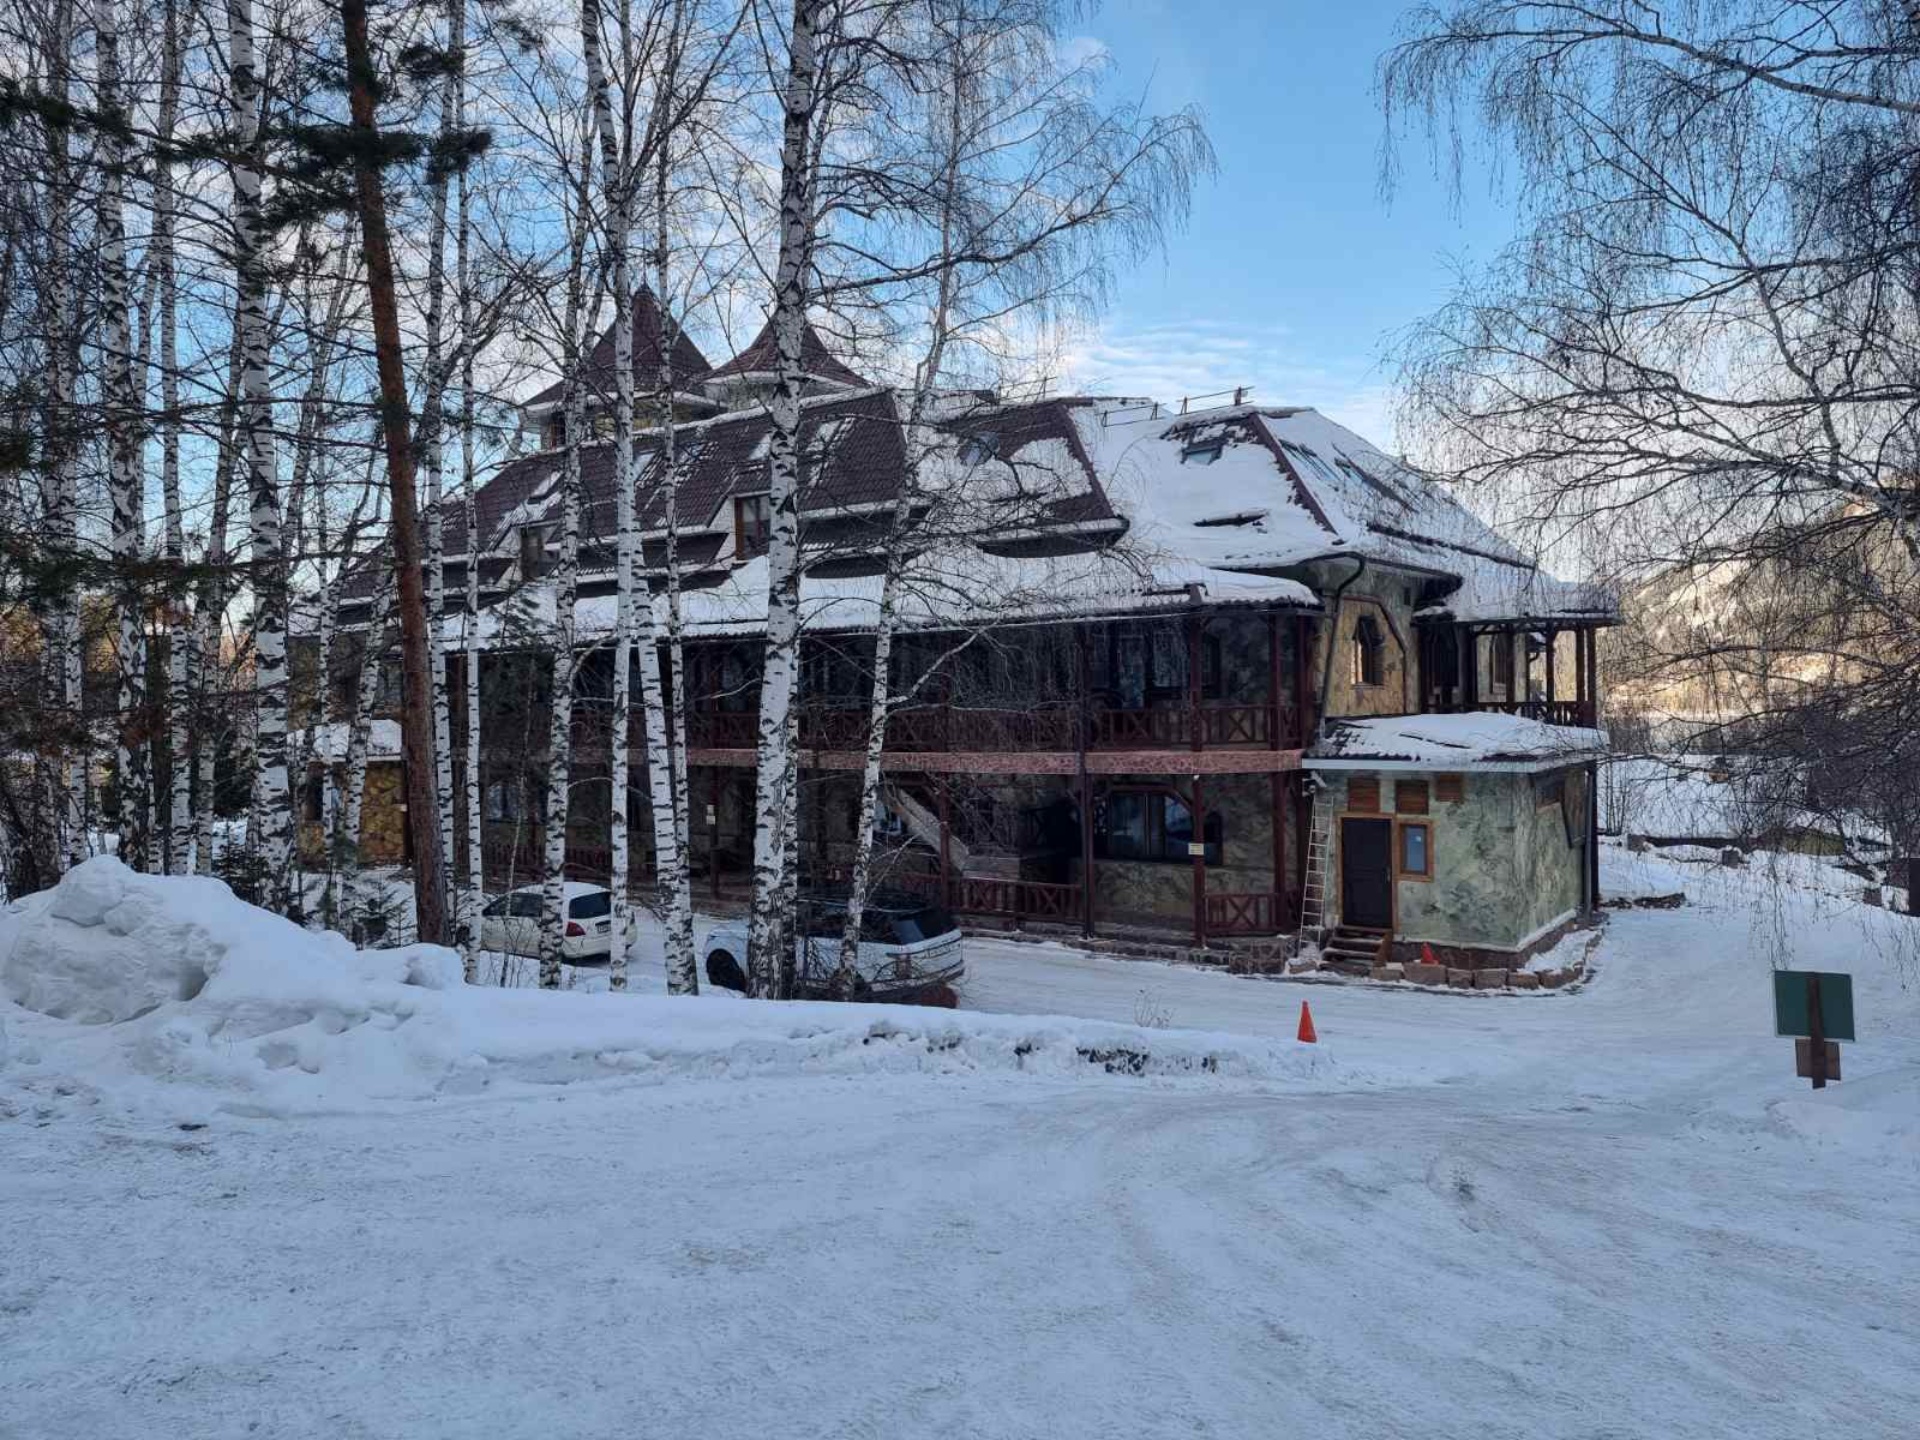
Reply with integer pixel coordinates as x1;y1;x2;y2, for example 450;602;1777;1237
1340;817;1393;930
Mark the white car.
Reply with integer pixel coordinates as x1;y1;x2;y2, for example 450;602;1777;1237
702;890;964;1001
479;882;637;963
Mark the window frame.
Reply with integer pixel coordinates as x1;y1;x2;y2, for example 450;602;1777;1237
734;492;772;557
1351;613;1386;688
1396;819;1433;881
1094;787;1224;865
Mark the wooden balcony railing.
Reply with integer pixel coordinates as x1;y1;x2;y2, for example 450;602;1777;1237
1475;699;1595;728
948;875;1081;923
685;700;1302;754
1204;890;1283;936
1090;702;1285;749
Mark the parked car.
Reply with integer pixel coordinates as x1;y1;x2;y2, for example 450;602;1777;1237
479;882;636;963
702;890;965;1002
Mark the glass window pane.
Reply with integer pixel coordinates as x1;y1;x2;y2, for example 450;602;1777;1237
1402;825;1429;875
568;891;612;919
1162;796;1193;858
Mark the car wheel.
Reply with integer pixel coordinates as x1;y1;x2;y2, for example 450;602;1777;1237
706;949;748;993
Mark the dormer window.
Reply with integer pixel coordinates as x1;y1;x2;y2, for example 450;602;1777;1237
734;493;771;557
543;413;566;450
959;433;998;466
1181;437;1226;465
519;523;555;578
1351;614;1385;687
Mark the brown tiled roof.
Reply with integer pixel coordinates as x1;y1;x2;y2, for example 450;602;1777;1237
703;315;870;389
522;286;714;412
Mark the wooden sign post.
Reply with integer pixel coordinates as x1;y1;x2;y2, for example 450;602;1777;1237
1773;970;1854;1090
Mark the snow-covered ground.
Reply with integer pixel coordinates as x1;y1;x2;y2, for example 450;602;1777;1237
2;846;1917;1438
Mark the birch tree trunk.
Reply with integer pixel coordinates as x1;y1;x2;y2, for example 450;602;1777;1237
581;0;637;989
423;5;458;914
156;0;188;875
747;0;823;997
538;157;593;991
453;0;483;983
194;336;243;875
229;0;292;910
338;567;393;940
40;0;84;871
655;138;697;995
97;0;149;874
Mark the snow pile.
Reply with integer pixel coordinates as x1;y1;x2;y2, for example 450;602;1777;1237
0;859;1332;1117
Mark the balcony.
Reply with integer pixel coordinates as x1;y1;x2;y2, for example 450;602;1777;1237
1473;699;1596;728
685;699;1305;755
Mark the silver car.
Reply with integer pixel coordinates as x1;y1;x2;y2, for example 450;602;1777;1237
702;891;964;1001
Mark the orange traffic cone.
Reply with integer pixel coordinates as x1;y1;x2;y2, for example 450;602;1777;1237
1422;942;1438;968
1297;1000;1317;1044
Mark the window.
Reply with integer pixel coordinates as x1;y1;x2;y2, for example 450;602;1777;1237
1351;614;1385;687
1348;776;1381;813
1096;789;1223;863
1435;773;1466;804
1180;438;1226;465
519;524;554;578
301;772;325;823
734;493;771;557
1490;634;1515;692
1395;779;1429;815
1535;771;1565;810
958;433;998;466
1398;821;1432;879
568;891;612;920
483;778;517;822
543;413;566;449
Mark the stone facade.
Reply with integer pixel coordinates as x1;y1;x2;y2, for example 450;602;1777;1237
1324;765;1588;953
1308;566;1422;719
296;760;408;867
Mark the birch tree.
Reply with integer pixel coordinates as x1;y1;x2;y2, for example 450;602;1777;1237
228;0;295;907
155;0;189;875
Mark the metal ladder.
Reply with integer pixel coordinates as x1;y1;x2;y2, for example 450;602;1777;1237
1293;781;1334;957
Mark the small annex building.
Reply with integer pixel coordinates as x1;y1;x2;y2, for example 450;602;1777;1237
1305;713;1606;967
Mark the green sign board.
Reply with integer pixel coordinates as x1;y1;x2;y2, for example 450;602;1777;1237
1772;970;1855;1043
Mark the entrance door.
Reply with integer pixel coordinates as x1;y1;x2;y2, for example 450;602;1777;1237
1340;817;1393;930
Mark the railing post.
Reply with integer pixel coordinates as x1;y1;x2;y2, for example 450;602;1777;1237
1077;624;1096;938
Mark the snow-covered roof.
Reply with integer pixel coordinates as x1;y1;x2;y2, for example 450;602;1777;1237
451;551;1316;651
294;720;403;764
1073;401;1617;625
1304;712;1608;772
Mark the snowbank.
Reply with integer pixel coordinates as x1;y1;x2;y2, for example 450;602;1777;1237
0;860;1331;1117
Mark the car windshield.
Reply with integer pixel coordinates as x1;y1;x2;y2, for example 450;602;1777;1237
568;891;611;920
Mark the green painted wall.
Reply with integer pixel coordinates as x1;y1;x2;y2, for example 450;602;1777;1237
1325;766;1587;949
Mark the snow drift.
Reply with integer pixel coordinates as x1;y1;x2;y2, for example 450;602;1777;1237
0;859;1331;1115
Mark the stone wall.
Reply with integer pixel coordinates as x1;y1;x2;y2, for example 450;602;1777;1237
295;761;408;867
1324;766;1587;951
1083;771;1277;925
1308;567;1422;719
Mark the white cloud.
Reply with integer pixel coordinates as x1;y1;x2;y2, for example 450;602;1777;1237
1059;318;1409;448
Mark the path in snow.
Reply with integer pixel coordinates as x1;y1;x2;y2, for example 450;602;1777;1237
2;846;1916;1439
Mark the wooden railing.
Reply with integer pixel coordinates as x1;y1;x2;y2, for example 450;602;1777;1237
1091;702;1285;749
1205;891;1283;936
1476;699;1594;728
948;875;1081;923
685;700;1298;753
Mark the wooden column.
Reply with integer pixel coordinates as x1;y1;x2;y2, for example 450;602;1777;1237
1189;612;1206;947
1545;626;1558;707
708;767;721;900
1268;611;1286;928
1077;624;1096;937
937;774;952;909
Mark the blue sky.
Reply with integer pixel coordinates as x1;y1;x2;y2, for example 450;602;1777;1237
1059;0;1512;445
